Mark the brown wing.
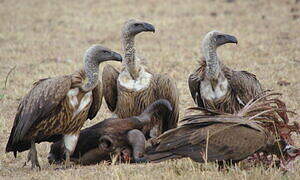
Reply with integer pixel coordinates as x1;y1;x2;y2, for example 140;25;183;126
188;61;206;108
202;124;268;162
87;81;103;120
226;70;263;106
188;73;204;108
6;76;72;153
146;119;268;163
146;124;207;162
102;64;120;112
153;74;179;132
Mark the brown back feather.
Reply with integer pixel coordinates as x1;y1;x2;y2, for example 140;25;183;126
6;76;72;155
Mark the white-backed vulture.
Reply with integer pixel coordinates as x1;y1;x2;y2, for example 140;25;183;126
47;99;172;165
145;93;300;166
102;19;179;138
5;45;122;169
188;30;263;113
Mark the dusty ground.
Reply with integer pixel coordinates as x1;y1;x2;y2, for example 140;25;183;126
0;0;300;179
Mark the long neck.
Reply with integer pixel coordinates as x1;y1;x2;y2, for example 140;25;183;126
122;35;139;80
81;54;99;92
202;43;220;80
137;100;172;125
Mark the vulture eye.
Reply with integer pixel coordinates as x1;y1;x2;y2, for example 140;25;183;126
216;35;224;39
103;50;109;54
99;136;114;150
134;23;140;27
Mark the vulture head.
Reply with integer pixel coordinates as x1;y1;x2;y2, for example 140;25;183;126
81;45;123;92
98;135;115;151
122;19;155;38
202;30;238;51
84;45;123;64
276;144;300;171
283;145;300;161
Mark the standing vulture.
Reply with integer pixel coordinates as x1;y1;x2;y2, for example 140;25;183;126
48;99;172;165
5;45;122;169
102;19;179;138
188;30;263;113
145;93;300;166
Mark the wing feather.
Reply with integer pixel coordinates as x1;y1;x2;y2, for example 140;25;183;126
147;119;268;162
154;74;179;132
188;61;206;108
102;64;120;112
6;76;72;151
87;81;103;120
227;70;263;105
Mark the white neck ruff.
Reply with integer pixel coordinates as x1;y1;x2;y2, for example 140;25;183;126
118;66;153;91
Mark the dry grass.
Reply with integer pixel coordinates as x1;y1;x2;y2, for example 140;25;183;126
0;0;300;179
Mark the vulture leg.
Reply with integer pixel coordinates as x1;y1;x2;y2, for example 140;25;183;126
63;134;79;167
25;141;40;170
127;129;148;163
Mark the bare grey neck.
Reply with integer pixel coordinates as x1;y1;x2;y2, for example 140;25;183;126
137;100;171;124
81;47;100;92
137;113;152;125
122;35;139;80
202;43;220;80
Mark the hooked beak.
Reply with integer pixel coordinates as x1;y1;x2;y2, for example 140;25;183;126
99;135;114;151
284;145;300;157
112;52;123;62
142;22;155;33
223;34;238;44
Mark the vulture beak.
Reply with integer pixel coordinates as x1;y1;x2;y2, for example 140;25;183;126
100;51;122;63
112;52;123;62
121;148;132;162
142;22;155;33
216;34;238;46
223;34;238;44
99;135;114;151
284;145;300;159
280;145;300;171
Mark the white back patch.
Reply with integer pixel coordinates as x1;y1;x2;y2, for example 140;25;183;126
110;113;119;118
236;95;245;106
149;125;159;138
67;88;79;108
200;78;228;101
63;134;79;154
118;67;153;91
72;91;92;118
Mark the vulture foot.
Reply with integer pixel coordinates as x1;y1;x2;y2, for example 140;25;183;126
134;157;149;163
54;164;76;171
47;153;62;165
127;129;147;163
24;142;41;170
62;150;75;168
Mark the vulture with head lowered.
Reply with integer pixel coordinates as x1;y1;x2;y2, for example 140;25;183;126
188;30;263;113
5;45;122;169
48;99;172;165
102;19;179;139
145;93;300;166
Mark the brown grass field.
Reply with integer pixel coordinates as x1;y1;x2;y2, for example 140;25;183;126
0;0;300;179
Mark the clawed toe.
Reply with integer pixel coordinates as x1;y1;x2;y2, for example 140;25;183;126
31;158;41;170
26;142;41;170
54;163;75;171
134;157;149;163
